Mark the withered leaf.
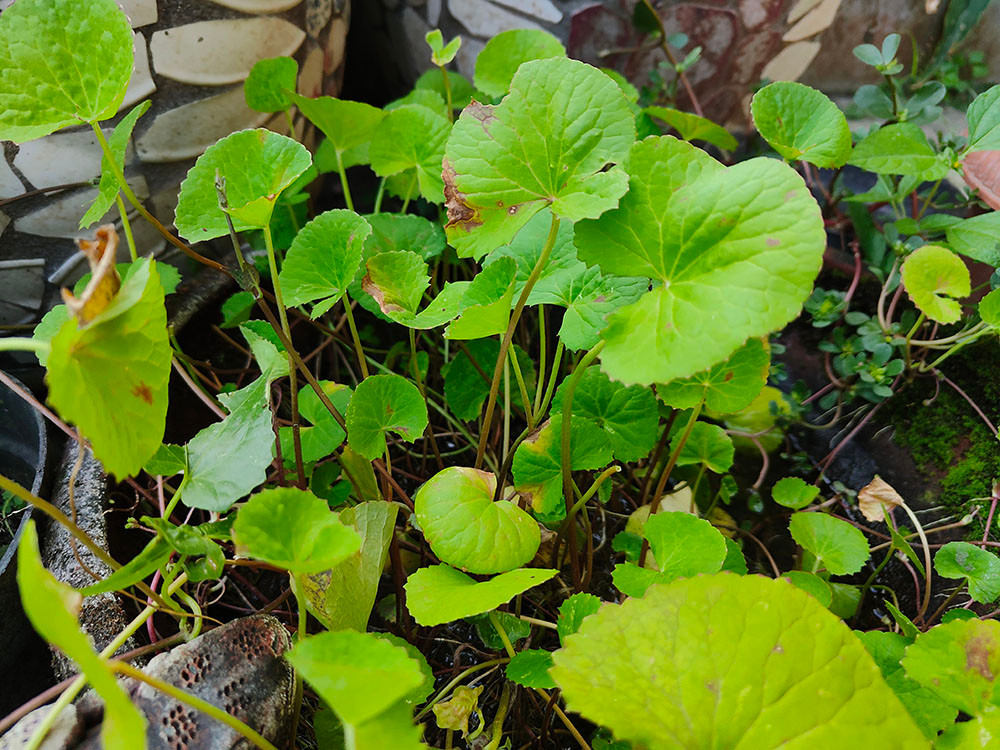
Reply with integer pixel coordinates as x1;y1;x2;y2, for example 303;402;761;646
60;224;121;325
858;475;905;523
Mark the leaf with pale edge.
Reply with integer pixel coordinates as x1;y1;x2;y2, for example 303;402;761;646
901;244;970;325
750;82;851;167
346;374;428;460
0;0;134;142
415;467;540;574
789;512;870;576
551;574;927;750
404;564;557;626
444;58;634;258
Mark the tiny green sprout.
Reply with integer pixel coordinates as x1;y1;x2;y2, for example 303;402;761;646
426;29;462;67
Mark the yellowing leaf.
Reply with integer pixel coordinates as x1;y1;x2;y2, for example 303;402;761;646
60;225;121;325
858;475;905;523
432;685;483;736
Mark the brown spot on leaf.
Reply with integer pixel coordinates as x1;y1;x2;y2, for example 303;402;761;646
724;371;734;381
443;160;482;234
772;644;784;654
784;190;798;202
766;237;780;247
966;633;997;680
465;100;498;129
361;272;406;315
61;225;121;326
132;383;154;405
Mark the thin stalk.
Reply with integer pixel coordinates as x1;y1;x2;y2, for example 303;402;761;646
373;178;386;213
116;194;138;261
263;226;305;487
926;582;968;627
537;341;565;419
475;215;561;469
508;344;534;430
855;546;895;625
341;292;369;378
903;311;926;370
334;148;354;211
112;662;277;750
534;690;590;750
503;355;511;468
401;173;417;214
533;306;547;415
559;342;606;589
439;65;454;121
554;465;620;569
289;573;308;744
0;337;48;355
898;501;933;621
414;660;507;721
488;609;517;659
483;681;511;750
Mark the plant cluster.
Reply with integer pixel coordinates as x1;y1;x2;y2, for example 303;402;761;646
5;1;1000;748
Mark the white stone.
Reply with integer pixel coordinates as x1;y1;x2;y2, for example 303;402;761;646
447;0;543;37
325;16;348;74
427;0;442;25
487;0;561;23
0;259;45;312
13;128;122;190
0;159;25;200
119;0;157;28
306;0;333;38
455;36;485;81
120;32;157;113
787;0;823;24
135;88;271;162
761;41;821;82
299;46;325;98
150;18;306;86
17;177;148;242
205;0;304;12
783;0;842;42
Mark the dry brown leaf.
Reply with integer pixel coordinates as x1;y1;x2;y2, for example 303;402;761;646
858;475;905;523
60;224;121;326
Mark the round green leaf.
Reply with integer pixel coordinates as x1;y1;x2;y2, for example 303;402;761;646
279;209;372;317
175;129;312;240
0;0;134;142
751;82;852;168
232;487;361;573
346;374;428;460
934;541;1000;604
645;106;738;151
414;467;541;574
370;104;451;204
404;564;558;626
291;92;385;168
552;574;927;749
902;618;1000;717
46;259;171;479
473;29;566;99
244;56;298;113
772;476;820;510
576;136;824;385
781;570;833;607
444;57;634;258
788;512;870;576
656;338;770;413
288;630;424;726
551;367;659;463
673;422;734;473
848;123;950;180
506;650;556;689
901;244;970;324
981;289;1000;327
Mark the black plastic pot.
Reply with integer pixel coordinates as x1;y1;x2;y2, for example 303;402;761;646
0;372;50;716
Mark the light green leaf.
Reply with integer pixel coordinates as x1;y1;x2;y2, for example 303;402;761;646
552;574;928;750
945;212;1000;267
576;136;824;385
551;367;658;463
782;570;832;607
233;487;360;573
445;257;517;340
175;129;312;240
789;512;870;575
144;443;186;477
279;381;352;465
506;650;556;689
902;618;1000;716
287;630;424;725
657;338;770;414
370;104;451;204
444;58;634;258
674;422;734;473
79;535;172;596
557;593;602;645
32;305;71;367
935;541;1000;604
967;84;1000;152
365;213;447;261
612;512;727;598
511;415;614;519
414;466;540;574
722;538;748;575
901;244;970;324
280;209;372;317
772;476;820;510
936;708;1000;749
240;321;288;382
848;123;950;180
17;522;147;750
404;564;558;626
346;374;428;460
363;251;469;329
244;56;298;113
645;106;738;151
0;0;134;142
302;502;398;632
80;101;152;228
858;630;959;739
374;632;435;707
426;29;461;67
981;289;1000;326
750;82;851;167
443;339;535;420
473;29;566;99
46;258;170;479
290;93;384;169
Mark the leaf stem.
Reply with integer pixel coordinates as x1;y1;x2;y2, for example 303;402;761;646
440;65;454;122
508;345;534;430
414;659;508;721
115;194;138;261
334;148;354;211
476;214;561;469
533;306;547;415
341;292;369;378
0;337;49;356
